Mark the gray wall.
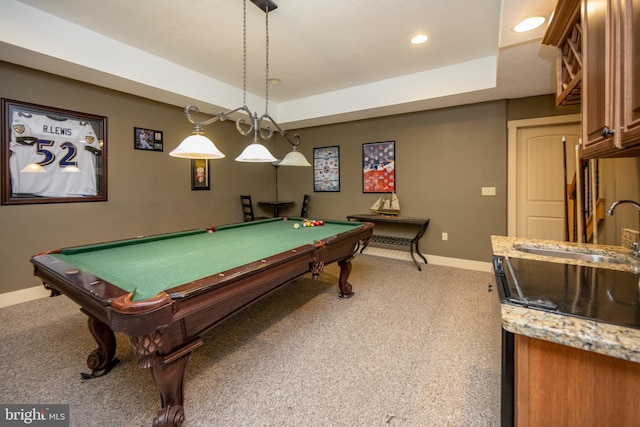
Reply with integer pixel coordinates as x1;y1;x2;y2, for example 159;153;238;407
280;101;509;261
1;61;638;295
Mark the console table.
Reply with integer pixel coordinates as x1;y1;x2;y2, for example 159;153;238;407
347;214;430;270
258;201;295;217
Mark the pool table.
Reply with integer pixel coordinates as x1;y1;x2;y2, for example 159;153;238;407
30;217;373;427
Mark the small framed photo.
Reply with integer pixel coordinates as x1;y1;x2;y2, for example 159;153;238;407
191;159;210;190
313;146;340;192
363;141;395;193
134;127;163;151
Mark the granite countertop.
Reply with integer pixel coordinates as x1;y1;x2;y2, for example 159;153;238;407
492;235;640;363
491;235;638;273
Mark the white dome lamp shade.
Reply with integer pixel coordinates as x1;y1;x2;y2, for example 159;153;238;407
169;127;226;159
235;136;277;162
277;147;311;167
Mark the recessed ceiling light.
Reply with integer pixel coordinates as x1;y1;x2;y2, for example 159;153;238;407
268;78;281;85
411;34;428;45
513;16;546;33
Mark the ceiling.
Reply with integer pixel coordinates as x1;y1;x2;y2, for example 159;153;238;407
0;0;558;129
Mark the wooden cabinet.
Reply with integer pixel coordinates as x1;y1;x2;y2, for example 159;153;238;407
515;335;640;426
581;0;616;156
542;0;582;108
581;0;640;158
545;0;640;158
619;0;640;148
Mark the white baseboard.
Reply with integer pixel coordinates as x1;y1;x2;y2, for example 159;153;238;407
359;246;492;272
425;254;493;272
0;285;50;308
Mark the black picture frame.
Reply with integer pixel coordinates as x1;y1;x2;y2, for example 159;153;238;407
134;127;163;152
1;98;107;205
191;159;210;190
362;141;395;193
313;145;340;192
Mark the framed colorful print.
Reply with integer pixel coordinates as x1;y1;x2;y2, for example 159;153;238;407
134;127;163;151
362;141;395;193
1;98;107;205
313;146;340;192
191;159;210;190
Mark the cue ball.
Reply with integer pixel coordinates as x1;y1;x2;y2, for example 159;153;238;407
294;223;300;229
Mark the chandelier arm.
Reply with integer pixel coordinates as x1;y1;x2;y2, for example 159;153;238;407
186;105;257;135
236;118;252;136
259;114;301;147
223;105;253;122
259;126;275;140
184;105;204;125
257;114;275;140
184;105;227;126
237;110;259;136
281;131;302;147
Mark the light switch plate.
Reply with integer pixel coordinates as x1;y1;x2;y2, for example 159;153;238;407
481;187;496;196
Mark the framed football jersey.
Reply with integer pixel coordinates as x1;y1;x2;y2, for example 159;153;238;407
1;99;107;205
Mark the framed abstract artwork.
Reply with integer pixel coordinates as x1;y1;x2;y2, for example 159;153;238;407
362;141;395;193
313;145;340;192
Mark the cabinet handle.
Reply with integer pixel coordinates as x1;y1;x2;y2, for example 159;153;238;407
602;126;615;137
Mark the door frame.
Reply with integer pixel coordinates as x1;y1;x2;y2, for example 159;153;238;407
507;114;582;237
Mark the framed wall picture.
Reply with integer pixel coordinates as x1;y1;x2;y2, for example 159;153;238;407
362;141;395;193
1;98;107;205
134;127;163;151
191;159;210;190
313;145;340;192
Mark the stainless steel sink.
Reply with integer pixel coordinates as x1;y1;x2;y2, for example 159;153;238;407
514;245;632;265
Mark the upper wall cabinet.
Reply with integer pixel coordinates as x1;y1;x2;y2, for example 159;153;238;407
545;0;640;158
619;0;640;149
542;0;582;107
581;0;640;158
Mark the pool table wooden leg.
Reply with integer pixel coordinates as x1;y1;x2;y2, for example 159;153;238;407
150;356;189;427
145;338;203;427
82;314;120;379
338;256;354;298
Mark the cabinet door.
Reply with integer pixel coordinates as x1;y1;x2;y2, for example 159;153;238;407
582;0;618;156
515;335;640;426
620;0;640;147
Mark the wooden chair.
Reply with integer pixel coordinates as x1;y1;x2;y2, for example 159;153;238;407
241;195;268;222
300;194;310;218
240;195;256;222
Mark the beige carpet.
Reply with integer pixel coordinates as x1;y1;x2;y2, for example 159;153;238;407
0;254;502;426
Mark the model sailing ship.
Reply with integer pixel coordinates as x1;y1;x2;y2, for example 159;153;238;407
370;192;400;215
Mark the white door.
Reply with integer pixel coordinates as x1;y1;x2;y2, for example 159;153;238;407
515;124;581;239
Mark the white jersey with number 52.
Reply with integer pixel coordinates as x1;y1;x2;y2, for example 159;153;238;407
9;111;101;197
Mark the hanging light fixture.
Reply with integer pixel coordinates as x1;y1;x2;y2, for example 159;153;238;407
169;119;226;159
170;0;310;166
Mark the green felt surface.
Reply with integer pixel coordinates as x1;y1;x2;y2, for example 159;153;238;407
53;218;363;301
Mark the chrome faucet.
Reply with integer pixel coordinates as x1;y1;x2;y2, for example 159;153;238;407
607;200;640;258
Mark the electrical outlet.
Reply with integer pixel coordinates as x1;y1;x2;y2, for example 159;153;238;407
481;187;496;196
442;232;448;241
